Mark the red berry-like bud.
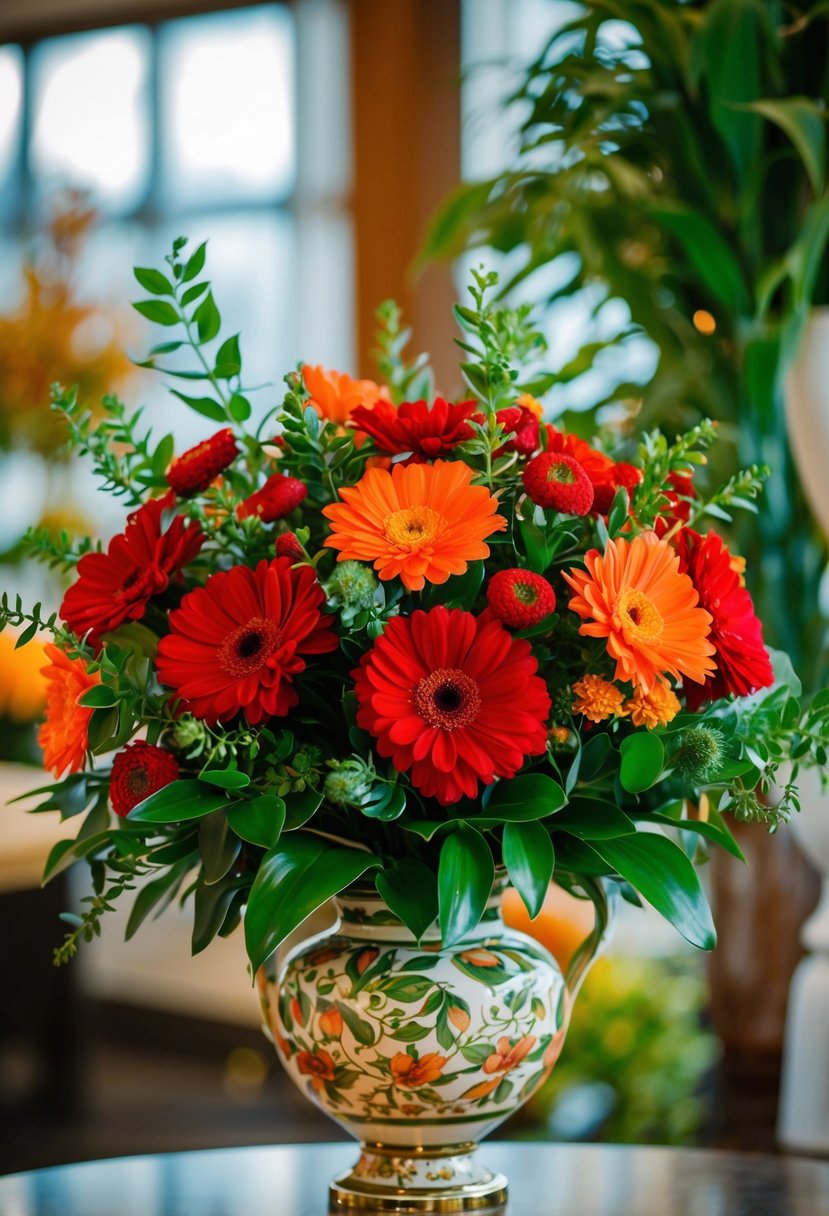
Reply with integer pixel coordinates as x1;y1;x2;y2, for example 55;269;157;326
522;451;594;515
495;406;540;457
237;474;307;523
167;428;238;497
110;741;179;817
487;569;556;630
275;531;304;561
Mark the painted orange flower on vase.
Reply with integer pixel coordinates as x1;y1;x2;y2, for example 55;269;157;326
297;1049;336;1093
482;1034;536;1076
390;1052;447;1088
302;364;390;426
323;459;507;592
38;642;102;777
563;531;715;693
318;1008;343;1039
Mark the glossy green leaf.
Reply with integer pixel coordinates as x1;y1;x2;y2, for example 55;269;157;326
591;831;716;950
480;773;567;822
168;389;226;423
227;795;286;850
376;859;439;941
282;787;323;830
128;779;229;823
647;205;750;313
335;1000;376;1046
620;733;665;793
125;862;190;940
502;821;554;919
244;833;380;971
77;684;120;709
181;241;207;282
200;769;251;791
640;809;745;862
199;809;241;885
552;798;635;840
421;561;484;610
743;97;826;193
438;826;494;946
192;878;244;954
194;291;221;343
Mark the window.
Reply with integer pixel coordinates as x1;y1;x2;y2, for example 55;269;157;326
0;1;353;458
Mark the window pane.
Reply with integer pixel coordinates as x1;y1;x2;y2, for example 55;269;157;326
29;27;150;214
0;46;23;225
160;6;296;210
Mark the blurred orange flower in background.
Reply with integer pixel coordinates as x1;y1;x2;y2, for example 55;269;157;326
37;642;101;777
0;633;49;723
302;364;389;426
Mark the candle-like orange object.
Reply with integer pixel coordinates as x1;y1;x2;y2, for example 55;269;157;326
502;882;596;975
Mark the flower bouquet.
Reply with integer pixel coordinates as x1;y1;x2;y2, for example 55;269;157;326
5;245;827;1210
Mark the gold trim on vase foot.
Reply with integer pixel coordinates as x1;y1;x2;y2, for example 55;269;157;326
328;1142;508;1213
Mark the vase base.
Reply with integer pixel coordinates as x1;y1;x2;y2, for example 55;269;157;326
329;1142;508;1212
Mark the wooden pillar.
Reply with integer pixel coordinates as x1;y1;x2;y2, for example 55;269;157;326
349;0;461;393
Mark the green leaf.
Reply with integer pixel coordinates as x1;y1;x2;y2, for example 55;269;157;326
742;97;826;194
390;1021;432;1043
133;299;180;326
181;241;207;282
215;334;242;374
335;1000;376;1046
421;561;484;610
282;787;323;830
125;863;189;940
77;684;120;709
502;821;554;919
640;810;745;862
199;769;251;790
228;393;251;422
192;878;243;954
194;291;221;343
134;266;174;296
128;779;229;823
199;809;241;884
227;795;286;850
438;826;494;946
376;859;439;941
591;832;716;950
551;798;636;840
647;204;750;313
168;389;227;423
244;833;380;971
360;783;406;821
619;734;665;793
480;773;567;822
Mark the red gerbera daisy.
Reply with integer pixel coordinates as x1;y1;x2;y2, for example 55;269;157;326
60;493;204;649
237;474;307;522
350;397;477;462
353;606;551;805
674;529;773;709
167;428;238;497
111;741;179;817
155;557;337;724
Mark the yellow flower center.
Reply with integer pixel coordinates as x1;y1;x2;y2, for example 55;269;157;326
383;506;446;549
616;588;663;643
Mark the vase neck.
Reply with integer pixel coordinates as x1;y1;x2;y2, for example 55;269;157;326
335;890;504;944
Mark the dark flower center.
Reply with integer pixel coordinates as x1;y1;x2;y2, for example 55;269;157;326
116;563;169;603
127;769;151;796
414;667;481;731
218;617;282;678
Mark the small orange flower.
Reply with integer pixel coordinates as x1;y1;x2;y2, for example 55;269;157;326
549;725;571;744
563;532;715;692
462;1077;501;1101
571;674;625;723
290;996;304;1025
624;682;681;729
458;948;501;968
390;1052;447;1088
447;1004;471;1033
482;1035;536;1075
302;364;389;425
543;1026;566;1072
319;1008;343;1038
297;1048;336;1093
322;460;507;593
307;946;341;966
275;1031;293;1059
356;948;379;975
516;392;544;419
37;642;101;777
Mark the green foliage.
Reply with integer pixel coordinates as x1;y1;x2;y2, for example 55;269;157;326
425;0;829;685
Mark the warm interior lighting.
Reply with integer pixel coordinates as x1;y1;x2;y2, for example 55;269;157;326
693;309;717;335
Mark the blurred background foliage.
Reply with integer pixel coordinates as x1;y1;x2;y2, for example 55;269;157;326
427;0;829;690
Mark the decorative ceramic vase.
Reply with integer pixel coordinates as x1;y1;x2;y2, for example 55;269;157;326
258;882;610;1212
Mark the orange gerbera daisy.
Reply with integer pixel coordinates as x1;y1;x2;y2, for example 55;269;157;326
571;674;625;723
38;642;101;777
302;364;389;425
563;532;715;692
322;460;507;592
